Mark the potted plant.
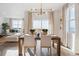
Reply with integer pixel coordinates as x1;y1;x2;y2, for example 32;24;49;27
1;23;9;35
30;29;35;35
42;29;48;35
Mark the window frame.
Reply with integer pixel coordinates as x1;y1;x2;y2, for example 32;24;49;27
68;4;75;33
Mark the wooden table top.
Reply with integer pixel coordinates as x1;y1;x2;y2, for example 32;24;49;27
0;34;61;43
0;36;18;43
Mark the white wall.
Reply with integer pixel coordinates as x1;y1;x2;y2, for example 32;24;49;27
75;4;79;54
53;10;61;35
0;3;27;18
53;9;67;46
0;3;65;18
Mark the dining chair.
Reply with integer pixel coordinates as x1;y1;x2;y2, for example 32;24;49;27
41;35;51;56
23;34;36;56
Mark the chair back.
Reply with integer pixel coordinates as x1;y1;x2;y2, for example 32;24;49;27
24;34;35;47
41;35;51;47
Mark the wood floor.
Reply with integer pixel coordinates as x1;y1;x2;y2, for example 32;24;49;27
0;42;76;56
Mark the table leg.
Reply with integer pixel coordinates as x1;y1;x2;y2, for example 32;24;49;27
57;38;61;56
18;39;23;56
52;40;54;48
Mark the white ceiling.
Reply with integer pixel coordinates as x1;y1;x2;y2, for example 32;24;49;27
0;3;65;18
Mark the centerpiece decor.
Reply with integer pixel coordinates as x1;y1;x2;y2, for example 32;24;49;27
42;29;48;35
30;29;35;35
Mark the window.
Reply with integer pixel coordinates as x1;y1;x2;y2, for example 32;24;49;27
12;19;23;29
66;4;75;51
11;18;23;32
33;19;41;29
32;19;49;29
69;5;75;32
32;14;49;34
41;19;49;29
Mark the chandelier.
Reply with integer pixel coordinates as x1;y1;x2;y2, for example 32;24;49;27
28;3;53;15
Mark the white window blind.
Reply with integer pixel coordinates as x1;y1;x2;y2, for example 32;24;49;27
12;19;23;29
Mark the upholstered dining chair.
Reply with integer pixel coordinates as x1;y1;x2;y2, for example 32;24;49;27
41;35;51;56
23;34;36;56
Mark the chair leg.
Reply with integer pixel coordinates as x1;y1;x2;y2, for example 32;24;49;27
50;47;51;56
48;47;51;56
34;47;36;55
52;40;55;48
22;45;24;56
48;48;49;56
41;48;42;56
24;48;26;56
24;48;28;56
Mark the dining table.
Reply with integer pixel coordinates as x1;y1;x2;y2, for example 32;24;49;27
51;35;61;56
18;35;61;56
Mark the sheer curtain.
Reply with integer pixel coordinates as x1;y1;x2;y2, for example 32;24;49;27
32;12;54;34
32;13;49;34
48;12;54;34
9;18;12;29
27;11;32;34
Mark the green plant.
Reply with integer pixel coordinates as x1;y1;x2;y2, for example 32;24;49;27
42;29;48;32
42;29;48;35
2;23;9;35
30;29;35;34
